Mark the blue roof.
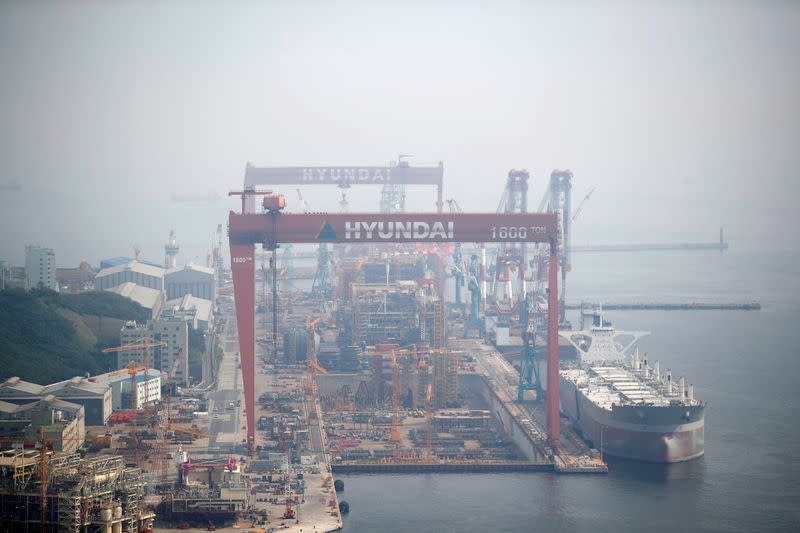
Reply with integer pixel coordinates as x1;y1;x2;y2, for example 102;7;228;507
100;256;163;269
126;374;159;384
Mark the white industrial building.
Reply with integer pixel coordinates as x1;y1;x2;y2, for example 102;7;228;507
89;368;162;410
0;376;112;426
164;293;214;332
25;245;57;291
165;264;215;301
94;260;165;292
0;396;86;453
120;318;189;386
105;282;164;319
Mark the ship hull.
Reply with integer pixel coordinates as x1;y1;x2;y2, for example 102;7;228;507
559;375;705;463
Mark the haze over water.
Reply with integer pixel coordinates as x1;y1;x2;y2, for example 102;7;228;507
339;250;800;533
1;1;799;265
0;2;798;530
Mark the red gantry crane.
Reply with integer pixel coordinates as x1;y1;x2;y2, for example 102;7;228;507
228;192;562;452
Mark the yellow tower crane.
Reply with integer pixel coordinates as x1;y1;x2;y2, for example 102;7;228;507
102;338;167;459
425;383;434;461
102;338;167;412
390;350;401;444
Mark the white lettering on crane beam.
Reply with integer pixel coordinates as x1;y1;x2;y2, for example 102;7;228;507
301;168;392;183
344;221;454;240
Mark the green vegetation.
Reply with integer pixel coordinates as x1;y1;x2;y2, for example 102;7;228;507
0;288;149;384
188;327;206;381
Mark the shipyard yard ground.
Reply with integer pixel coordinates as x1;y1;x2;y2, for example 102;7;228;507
156;301;341;532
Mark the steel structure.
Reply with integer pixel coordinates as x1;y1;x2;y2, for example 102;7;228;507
242;160;445;213
533;169;573;323
492;170;530;315
229;204;562;450
0;453;152;533
517;292;542;402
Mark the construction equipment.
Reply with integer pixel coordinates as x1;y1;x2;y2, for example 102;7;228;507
102;337;167;413
446;199;466;306
229;202;560;450
424;383;434;461
517;292;542;402
103;362;148;381
101;339;167;461
492;169;530;316
571;186;594;222
305;316;328;377
38;426;47;533
167;423;208;439
390;350;401;444
102;337;167;463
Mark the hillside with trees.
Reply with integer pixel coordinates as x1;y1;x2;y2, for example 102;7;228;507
0;288;150;384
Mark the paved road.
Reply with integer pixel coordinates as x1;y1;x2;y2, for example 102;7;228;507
206;308;244;451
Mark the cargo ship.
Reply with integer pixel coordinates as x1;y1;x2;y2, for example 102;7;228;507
558;308;705;463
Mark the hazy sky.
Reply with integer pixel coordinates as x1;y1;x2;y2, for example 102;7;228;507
1;0;798;266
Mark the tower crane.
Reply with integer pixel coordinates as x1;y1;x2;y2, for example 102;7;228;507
425;383;434;461
360;348;415;445
102;338;167;460
390;350;401;444
102;338;167;414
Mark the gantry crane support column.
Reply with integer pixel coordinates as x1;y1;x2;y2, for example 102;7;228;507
229;210;560;452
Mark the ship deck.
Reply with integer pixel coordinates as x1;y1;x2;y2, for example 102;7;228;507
561;365;680;409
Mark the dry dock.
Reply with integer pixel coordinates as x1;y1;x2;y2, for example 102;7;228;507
451;338;608;474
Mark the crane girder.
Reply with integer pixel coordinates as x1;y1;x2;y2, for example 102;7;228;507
230;212;557;247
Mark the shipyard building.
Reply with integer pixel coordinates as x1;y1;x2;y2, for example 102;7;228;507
165;263;216;301
0;396;85;453
0;376;111;426
94;260;165;291
120;318;189;386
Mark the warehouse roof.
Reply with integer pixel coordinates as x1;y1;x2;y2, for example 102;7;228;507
166;263;215;279
0;395;84;415
0;377;108;400
105;282;163;311
100;256;163;270
89;368;162;387
96;260;165;280
165;294;213;323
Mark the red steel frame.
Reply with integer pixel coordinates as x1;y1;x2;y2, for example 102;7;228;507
229;210;561;451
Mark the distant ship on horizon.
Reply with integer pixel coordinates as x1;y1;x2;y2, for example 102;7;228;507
170;190;221;204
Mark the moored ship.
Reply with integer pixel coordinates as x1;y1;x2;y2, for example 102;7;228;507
559;307;705;463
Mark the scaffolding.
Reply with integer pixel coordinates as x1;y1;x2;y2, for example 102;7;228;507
432;349;458;408
433;299;445;349
0;451;153;533
352;283;420;346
